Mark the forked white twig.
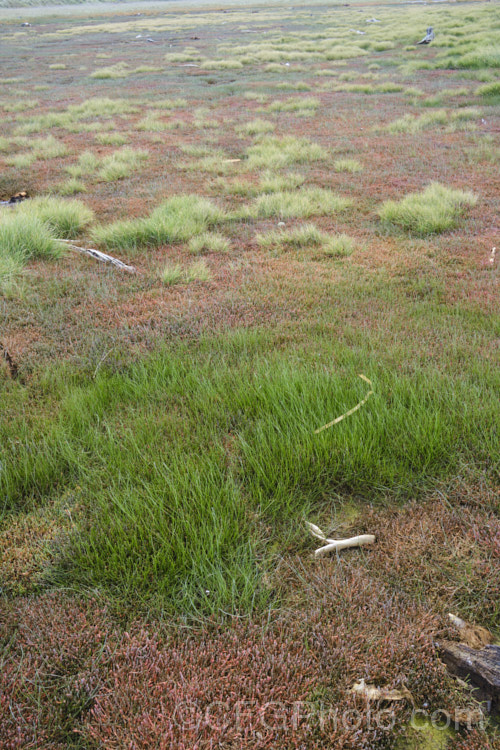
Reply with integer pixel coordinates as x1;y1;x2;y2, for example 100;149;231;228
306;522;375;558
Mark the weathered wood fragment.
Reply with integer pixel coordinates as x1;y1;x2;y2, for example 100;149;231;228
57;240;136;273
438;641;500;716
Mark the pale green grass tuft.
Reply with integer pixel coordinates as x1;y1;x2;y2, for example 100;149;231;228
137;114;173;132
161;263;183;286
66;150;99;178
55;178;87;196
95;132;128;146
259;171;305;193
335;159;363;173
98;148;148;182
91;62;129;80
379;183;477;235
188;232;231;254
236;119;275;137
3;99;38;113
155;98;188;110
386;108;480;134
246;136;327;168
0;213;62;265
49;63;66;70
266;97;320;116
185;260;212;282
323;233;357;256
256;223;325;251
161;260;212;284
16;196;94;239
204;59;244;70
476;81;500;98
93;195;225;251
252;187;351;219
0;253;24;296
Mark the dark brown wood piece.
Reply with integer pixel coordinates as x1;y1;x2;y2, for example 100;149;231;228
0;342;19;379
438;641;500;716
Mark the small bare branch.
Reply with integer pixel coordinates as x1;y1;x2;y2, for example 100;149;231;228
57;240;136;273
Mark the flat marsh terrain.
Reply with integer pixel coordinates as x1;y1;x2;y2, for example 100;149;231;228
0;0;499;747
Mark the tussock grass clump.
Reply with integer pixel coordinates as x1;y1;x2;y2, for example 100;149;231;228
95;132;128;146
90;63;130;80
323;233;358;256
160;263;183;286
66;150;99;178
442;46;500;70
266;96;320;116
93;195;225;251
2;99;39;113
246;136;327;168
259;171;305;193
185;260;212;282
137;114;172;132
323;45;367;61
161;260;212;284
188;232;231;254
378;183;477;235
335;82;402;94
155;98;188;110
0;253;24;295
184;150;233;175
5;136;68;167
476;81;500;98
0;214;62;266
256;223;325;251
253;187;351;219
16;196;94;239
56;178;86;196
68;97;137;119
97;148;148;182
203;59;244;70
335;159;363;173
236;119;275;137
386;108;480;134
30;136;68;160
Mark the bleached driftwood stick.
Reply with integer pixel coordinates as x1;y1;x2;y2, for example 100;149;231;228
306;521;375;558
57;240;136;273
315;535;376;558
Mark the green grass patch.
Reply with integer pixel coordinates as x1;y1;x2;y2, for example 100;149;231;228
95;132;128;146
322;233;358;256
55;178;87;196
188;232;231;254
236;119;275;137
251;187;351;219
378;183;477;235
1;332;497;616
90;63;130;80
97;148;148;182
334;159;363;173
259;171;305;193
246;136;327;168
93;195;225;251
475;81;500;99
15;196;94;239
